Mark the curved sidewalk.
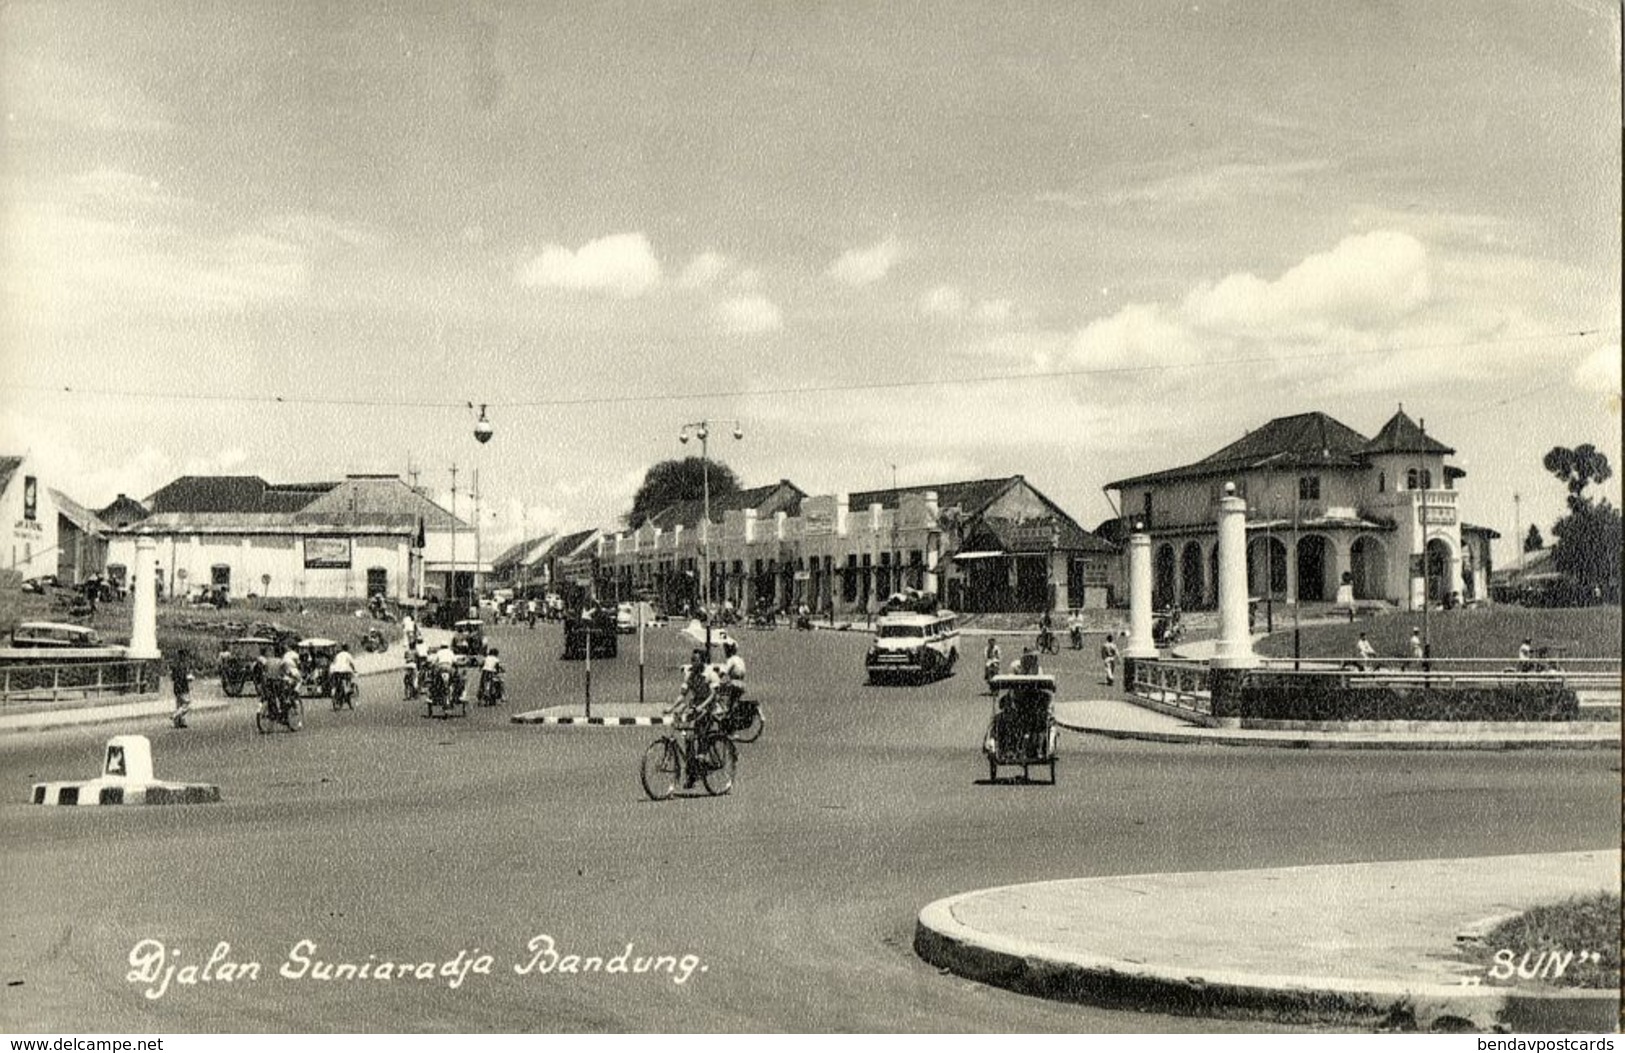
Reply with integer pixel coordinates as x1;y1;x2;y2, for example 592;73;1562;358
916;851;1620;1032
1056;699;1622;750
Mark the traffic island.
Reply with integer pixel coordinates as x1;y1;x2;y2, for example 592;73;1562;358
511;706;674;727
914;852;1619;1032
30;734;221;807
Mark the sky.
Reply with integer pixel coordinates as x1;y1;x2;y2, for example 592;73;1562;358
2;0;1620;567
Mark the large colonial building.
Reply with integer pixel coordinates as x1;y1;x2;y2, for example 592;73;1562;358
583;475;1116;615
1105;409;1495;611
104;474;469;602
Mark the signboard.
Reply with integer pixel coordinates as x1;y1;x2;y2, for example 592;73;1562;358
22;476;37;521
1418;505;1456;526
303;537;353;569
803;508;833;536
1008;520;1059;552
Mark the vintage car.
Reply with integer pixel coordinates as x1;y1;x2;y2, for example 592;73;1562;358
218;636;277;696
9;621;104;649
864;610;960;683
561;608;618;660
295;638;343;697
983;673;1058;784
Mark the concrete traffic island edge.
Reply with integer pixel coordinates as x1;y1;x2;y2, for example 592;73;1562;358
913;892;1619;1033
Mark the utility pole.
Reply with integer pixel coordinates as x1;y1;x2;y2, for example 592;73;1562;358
449;464;458;622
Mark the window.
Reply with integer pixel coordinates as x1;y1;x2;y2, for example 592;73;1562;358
211;564;231;590
1141;492;1153;529
1420;469;1432;490
1406;469;1419;490
1298;476;1320;501
367;567;388;596
1378;471;1386;493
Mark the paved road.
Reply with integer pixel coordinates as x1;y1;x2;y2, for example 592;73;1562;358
2;624;1617;1032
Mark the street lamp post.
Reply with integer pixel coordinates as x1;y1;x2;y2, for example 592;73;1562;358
679;419;743;656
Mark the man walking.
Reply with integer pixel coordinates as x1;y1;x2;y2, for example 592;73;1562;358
170;648;193;728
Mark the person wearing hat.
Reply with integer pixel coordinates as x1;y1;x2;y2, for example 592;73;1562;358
1409;627;1424;667
718;639;747;714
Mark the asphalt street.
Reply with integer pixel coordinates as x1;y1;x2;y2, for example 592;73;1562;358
2;623;1618;1033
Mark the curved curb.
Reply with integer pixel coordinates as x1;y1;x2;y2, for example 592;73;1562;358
31;778;221;806
914;888;1618;1032
510;712;675;727
1054;712;1621;752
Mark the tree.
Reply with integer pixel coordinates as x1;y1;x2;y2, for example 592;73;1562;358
1543;444;1622;604
1523;523;1544;552
625;457;741;528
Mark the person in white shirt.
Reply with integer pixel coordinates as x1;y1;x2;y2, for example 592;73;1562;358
718;640;746;710
1355;633;1377;671
329;644;357;701
401;612;417;645
479;647;504;703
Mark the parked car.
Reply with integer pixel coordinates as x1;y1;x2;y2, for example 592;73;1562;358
9;621;105;649
615;601;663;633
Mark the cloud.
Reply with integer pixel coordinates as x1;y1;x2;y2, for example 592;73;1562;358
715;295;783;335
826;236;901;286
920;285;1013;325
1180;231;1431;334
920;285;966;318
515;232;662;297
678;252;729;289
1102;160;1331;209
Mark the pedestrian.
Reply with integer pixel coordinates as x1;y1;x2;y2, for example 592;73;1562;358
1355;632;1377;672
1517;637;1534;673
169;648;193;728
1408;627;1424;667
1101;633;1119;686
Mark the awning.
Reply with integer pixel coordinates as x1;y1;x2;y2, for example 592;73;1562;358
951;550;1005;561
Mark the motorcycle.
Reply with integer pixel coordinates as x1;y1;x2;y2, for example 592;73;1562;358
425;665;467;719
255;679;304;733
403;661;422;700
1036;626;1058;655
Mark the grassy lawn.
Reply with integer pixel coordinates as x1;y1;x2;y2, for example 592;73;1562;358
1;590;399;676
1255;605;1622;662
1457;892;1621;989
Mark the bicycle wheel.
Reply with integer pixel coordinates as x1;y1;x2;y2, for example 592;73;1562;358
701;735;737;796
255;708;269;734
286;700;304;731
730;702;764;744
640;738;680;801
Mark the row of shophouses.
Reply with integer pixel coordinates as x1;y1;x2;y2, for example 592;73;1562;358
2;407;1500;616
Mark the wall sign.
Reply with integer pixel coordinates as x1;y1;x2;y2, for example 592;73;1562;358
303;537;352;569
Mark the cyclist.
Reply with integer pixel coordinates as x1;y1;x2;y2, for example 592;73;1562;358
479;647;504;704
328;644;357;704
668;650;724;788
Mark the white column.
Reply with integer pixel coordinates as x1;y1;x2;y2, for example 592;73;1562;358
129;535;159;658
1212;484;1259;669
1124;533;1156;659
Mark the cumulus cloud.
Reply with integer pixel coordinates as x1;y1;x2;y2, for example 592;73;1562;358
678;251;729;288
826;236;901;286
1181;231;1431;334
716;295;783;335
515;232;662;297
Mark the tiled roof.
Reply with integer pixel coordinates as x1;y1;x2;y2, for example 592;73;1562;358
1107;412;1373;489
646;480;805;531
49;489;106;534
847;476;1017;517
298;476;465;530
543;529;600;561
0;457;22;497
130;511;418;535
97;494;150;525
1362;409;1455;455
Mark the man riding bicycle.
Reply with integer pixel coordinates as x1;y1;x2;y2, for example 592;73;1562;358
328;644;357;702
668;650;726;788
717;640;746;714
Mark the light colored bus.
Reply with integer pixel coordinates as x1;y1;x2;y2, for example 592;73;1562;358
864;610;960;683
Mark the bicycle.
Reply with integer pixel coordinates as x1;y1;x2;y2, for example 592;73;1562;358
1036;627;1058;656
640;707;737;801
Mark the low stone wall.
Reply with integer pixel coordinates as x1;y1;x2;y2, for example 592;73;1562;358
0;654;163;702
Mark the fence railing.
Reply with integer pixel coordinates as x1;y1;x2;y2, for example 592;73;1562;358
1251;657;1621;692
0;659;161;704
1131;659;1212;716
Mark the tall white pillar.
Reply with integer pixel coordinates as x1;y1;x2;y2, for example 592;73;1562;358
1212;483;1258;669
1124;532;1156;659
129;535;159;658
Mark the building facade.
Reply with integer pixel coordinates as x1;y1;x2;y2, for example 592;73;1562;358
1105;409;1489;611
104;474;466;602
1;456;59;580
586;476;1115;615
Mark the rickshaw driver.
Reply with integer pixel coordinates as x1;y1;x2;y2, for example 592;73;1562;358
281;645;303;698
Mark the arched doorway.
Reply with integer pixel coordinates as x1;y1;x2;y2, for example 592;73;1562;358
1247;536;1288;598
1349;536;1387;600
1154;544;1176;609
1295;535;1330;602
1425;537;1454;604
1180;542;1204;609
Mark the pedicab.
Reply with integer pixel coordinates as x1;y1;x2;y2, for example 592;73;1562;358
983;674;1059;784
295;638;342;698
